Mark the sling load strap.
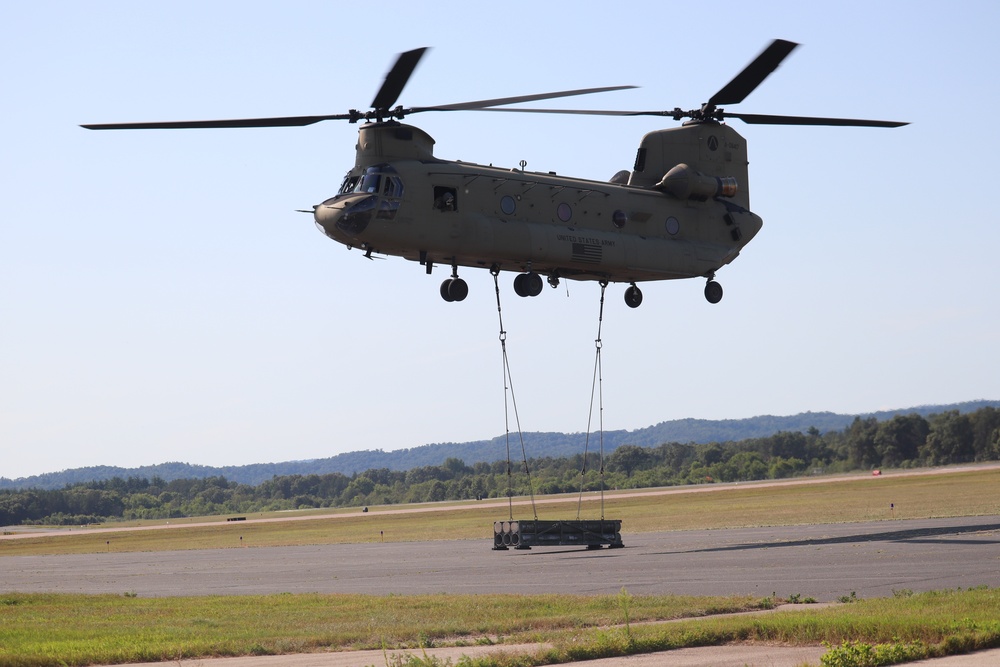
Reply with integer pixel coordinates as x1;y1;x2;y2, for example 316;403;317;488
577;280;608;521
492;267;538;521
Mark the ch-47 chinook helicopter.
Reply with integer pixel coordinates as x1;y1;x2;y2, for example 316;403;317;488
83;40;905;308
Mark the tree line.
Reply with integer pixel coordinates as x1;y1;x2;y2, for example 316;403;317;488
2;408;999;527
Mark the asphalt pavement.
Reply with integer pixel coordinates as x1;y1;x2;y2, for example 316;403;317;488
4;515;1000;666
4;515;999;599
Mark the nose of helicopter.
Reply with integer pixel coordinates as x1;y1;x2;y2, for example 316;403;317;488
313;193;378;242
313;200;338;237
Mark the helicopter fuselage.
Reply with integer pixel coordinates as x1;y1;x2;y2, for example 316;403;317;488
82;40;905;307
313;121;763;299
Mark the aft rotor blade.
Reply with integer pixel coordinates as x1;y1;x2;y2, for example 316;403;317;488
730;112;908;127
409;86;638;113
472;107;664;117
81;114;355;130
708;39;798;106
370;47;428;111
476;107;908;128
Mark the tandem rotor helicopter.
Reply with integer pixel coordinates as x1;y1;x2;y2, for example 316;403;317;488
83;40;906;308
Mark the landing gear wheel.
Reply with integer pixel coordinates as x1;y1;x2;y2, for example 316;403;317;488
624;284;643;308
440;277;468;302
440;278;455;302
513;273;526;297
525;272;543;296
448;277;468;301
513;272;543;297
704;280;723;304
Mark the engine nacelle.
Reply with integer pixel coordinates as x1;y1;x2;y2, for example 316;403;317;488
655;163;738;201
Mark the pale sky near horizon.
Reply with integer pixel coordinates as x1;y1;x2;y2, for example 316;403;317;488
3;1;998;480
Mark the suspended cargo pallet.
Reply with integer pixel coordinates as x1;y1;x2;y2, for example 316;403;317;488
493;519;623;550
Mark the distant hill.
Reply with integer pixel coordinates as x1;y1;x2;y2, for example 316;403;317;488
3;400;998;490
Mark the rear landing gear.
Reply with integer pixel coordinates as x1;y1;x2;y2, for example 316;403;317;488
624;283;643;308
704;279;723;304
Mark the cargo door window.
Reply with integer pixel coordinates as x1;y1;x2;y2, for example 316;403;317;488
433;186;458;212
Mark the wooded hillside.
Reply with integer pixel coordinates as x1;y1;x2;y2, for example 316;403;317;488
3;405;999;527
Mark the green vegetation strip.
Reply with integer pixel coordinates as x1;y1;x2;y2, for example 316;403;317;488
0;591;763;666
4;467;999;556
2;588;999;667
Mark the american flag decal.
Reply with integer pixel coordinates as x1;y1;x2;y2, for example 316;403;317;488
572;242;602;264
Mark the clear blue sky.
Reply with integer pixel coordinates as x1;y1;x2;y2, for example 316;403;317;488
3;1;998;480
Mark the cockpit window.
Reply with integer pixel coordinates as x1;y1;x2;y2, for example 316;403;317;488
340;165;403;198
383;176;403;197
338;175;360;194
333;165;403;222
360;171;381;193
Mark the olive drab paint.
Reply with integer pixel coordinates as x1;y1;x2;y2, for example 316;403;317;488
82;40;905;308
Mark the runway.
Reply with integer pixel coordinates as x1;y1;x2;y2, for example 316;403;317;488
4;515;1000;600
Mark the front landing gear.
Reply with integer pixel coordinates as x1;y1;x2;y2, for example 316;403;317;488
440;278;468;302
513;271;543;297
440;263;468;302
624;283;643;308
704;279;723;304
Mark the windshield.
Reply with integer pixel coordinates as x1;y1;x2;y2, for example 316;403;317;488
338;175;360;194
338;165;403;198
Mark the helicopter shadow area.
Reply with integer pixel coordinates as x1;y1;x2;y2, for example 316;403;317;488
675;522;1000;555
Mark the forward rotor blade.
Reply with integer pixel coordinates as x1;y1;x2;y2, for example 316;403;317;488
729;112;908;127
370;47;428;111
708;39;798;106
81;86;638;130
409;86;638;113
81;114;355;130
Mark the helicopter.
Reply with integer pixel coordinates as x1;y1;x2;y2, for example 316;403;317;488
82;40;906;308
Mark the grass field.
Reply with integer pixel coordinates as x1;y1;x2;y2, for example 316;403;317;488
3;466;1000;666
3;465;998;557
2;587;999;666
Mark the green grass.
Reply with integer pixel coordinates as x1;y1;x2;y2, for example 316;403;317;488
3;466;998;557
566;587;1000;667
1;588;998;667
0;591;767;667
4;466;1000;666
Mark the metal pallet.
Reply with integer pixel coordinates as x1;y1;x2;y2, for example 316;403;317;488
493;519;623;550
